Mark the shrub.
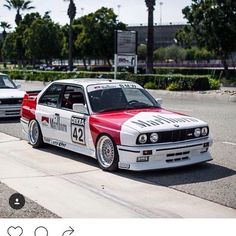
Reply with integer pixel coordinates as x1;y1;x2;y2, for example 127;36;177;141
209;78;220;90
144;81;157;89
167;82;183;91
0;69;220;91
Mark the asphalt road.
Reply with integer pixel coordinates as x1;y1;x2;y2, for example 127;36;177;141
0;81;236;210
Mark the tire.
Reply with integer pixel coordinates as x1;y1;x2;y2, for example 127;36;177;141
28;119;44;148
96;135;119;172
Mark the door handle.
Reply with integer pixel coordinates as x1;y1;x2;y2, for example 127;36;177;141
55;113;60;116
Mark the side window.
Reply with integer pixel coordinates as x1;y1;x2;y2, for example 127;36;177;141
39;84;63;108
61;86;85;110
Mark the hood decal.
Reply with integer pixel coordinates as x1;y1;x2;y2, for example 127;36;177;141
129;114;200;129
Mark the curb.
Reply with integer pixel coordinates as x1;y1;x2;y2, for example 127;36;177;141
148;89;236;103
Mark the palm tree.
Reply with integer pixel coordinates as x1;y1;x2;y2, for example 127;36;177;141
0;21;11;40
145;0;156;74
4;0;35;26
64;0;76;71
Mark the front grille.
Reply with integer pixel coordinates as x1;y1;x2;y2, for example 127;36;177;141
158;128;196;143
0;98;23;105
136;127;209;145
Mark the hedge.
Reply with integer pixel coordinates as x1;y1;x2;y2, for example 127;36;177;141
0;69;220;91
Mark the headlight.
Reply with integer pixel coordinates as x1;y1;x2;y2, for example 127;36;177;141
201;127;208;136
138;134;148;144
150;133;159;143
194;128;201;137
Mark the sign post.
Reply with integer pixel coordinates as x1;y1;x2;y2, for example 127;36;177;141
114;30;138;80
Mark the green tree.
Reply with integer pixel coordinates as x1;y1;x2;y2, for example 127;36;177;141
23;18;63;65
75;7;126;66
0;22;11;40
137;44;147;60
182;0;236;77
154;47;166;61
2;32;18;62
4;0;35;26
165;45;186;62
175;25;195;48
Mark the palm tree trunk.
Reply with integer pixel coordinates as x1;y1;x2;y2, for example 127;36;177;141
146;0;156;74
67;0;76;71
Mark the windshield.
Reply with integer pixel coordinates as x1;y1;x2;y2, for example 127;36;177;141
88;84;160;113
0;75;16;89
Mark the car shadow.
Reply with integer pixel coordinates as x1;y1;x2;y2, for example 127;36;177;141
38;145;98;168
116;162;236;187
0;117;20;124
36;144;236;186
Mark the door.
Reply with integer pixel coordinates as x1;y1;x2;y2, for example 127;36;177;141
36;83;65;142
57;85;94;156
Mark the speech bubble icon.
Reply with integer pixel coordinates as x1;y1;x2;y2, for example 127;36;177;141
34;226;48;236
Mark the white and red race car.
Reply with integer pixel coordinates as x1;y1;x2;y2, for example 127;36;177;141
21;79;213;171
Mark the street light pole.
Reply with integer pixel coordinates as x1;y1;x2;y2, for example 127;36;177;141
145;0;156;74
159;2;163;25
117;4;121;20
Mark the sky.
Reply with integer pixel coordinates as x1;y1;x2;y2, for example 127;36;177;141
0;0;192;29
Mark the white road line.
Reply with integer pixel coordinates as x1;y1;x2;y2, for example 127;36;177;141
167;107;193;112
222;142;236;146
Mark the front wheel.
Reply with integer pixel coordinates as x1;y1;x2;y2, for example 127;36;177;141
96;135;119;171
28;119;44;148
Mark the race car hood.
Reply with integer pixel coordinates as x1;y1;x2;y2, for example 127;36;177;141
92;108;208;133
0;89;25;99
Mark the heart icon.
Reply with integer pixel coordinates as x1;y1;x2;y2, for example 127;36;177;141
7;226;23;236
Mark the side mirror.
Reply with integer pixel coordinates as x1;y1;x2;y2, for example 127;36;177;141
156;98;163;106
16;84;21;89
73;103;88;114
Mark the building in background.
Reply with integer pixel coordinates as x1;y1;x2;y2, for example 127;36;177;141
127;24;185;49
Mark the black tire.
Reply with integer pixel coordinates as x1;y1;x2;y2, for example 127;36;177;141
96;135;119;172
28;119;44;148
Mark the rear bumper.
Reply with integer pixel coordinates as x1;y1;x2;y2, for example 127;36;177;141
0;105;21;118
20;117;29;138
117;137;213;171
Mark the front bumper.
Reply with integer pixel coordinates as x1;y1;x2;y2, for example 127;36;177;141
117;137;213;171
0;105;21;118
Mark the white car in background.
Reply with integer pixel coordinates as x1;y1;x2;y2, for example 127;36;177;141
0;73;25;118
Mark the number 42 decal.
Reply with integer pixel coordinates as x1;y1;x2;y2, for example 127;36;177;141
71;116;86;145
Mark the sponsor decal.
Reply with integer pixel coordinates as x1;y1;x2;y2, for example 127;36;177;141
119;83;137;89
131;115;199;129
50;115;67;132
51;140;67;148
41;116;49;127
71;116;86;145
88;83;141;92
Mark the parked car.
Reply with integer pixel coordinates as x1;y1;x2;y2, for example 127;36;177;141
0;73;25;118
21;79;213;171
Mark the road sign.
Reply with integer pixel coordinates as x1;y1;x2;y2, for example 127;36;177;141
114;30;138;79
117;55;136;67
115;30;137;55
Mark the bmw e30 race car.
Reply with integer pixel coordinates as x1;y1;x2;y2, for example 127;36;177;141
20;79;213;171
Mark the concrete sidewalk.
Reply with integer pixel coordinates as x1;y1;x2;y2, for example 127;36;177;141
0;132;236;218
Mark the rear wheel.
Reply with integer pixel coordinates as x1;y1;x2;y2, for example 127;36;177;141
28;119;44;148
96;135;119;171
